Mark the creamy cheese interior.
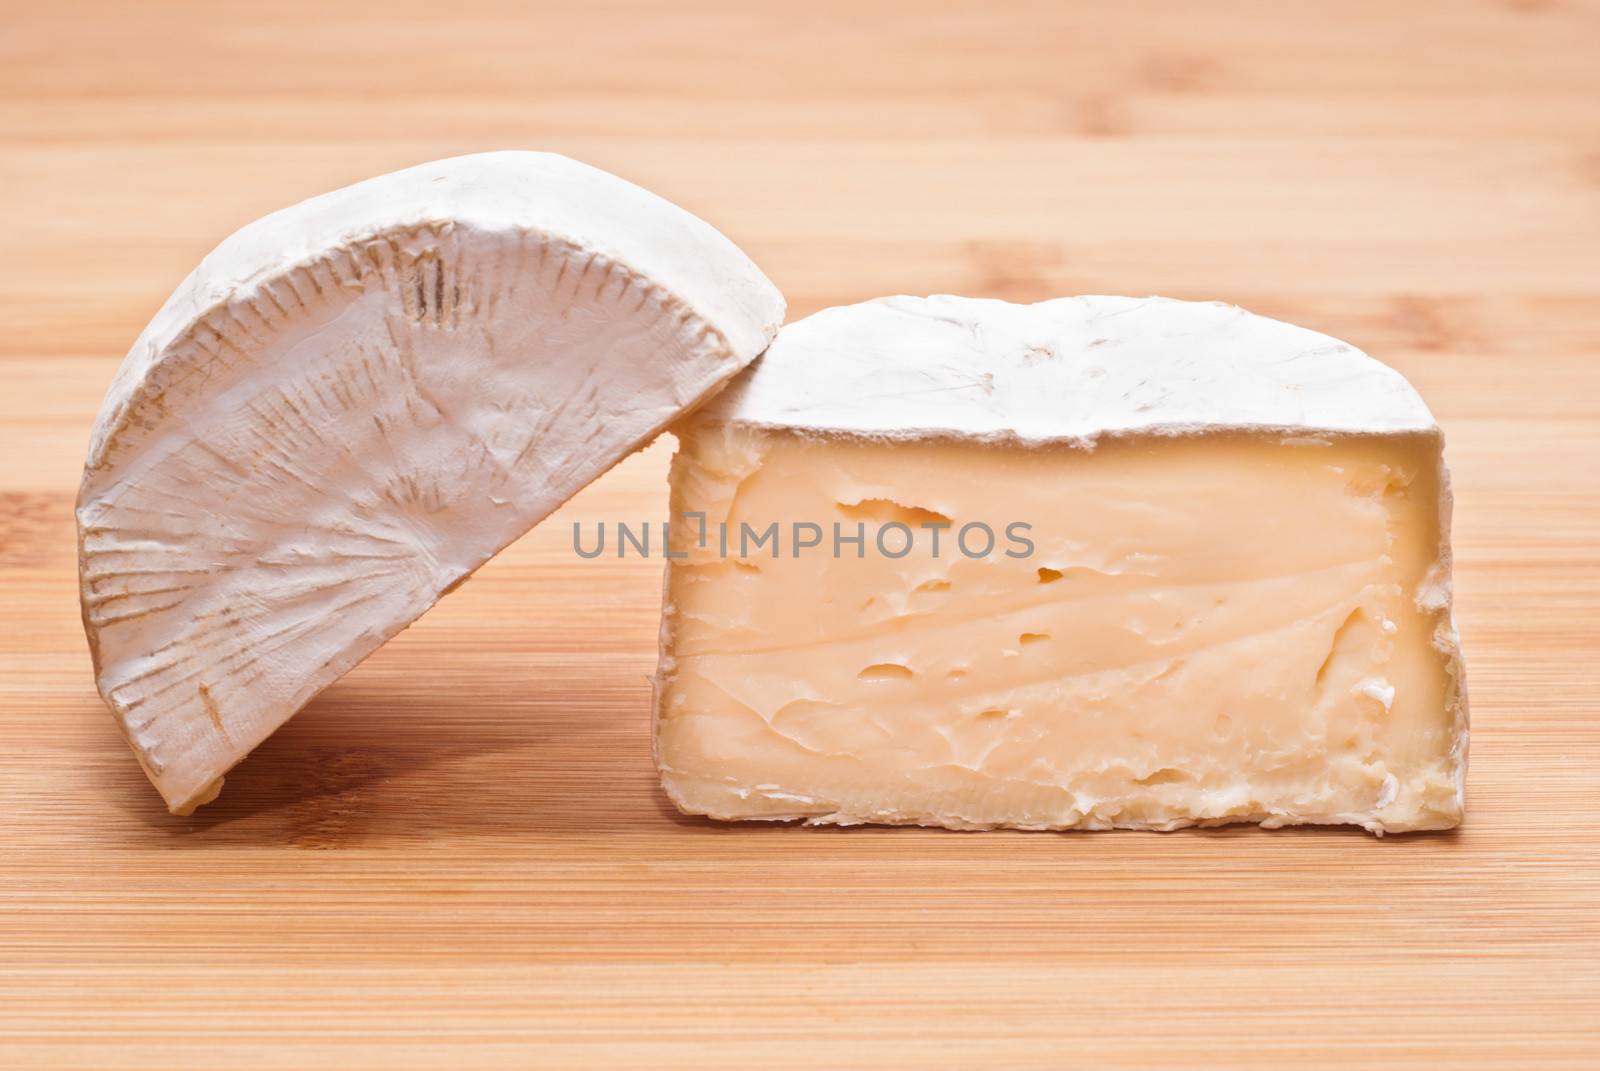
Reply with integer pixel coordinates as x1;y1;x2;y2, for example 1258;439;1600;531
655;425;1462;833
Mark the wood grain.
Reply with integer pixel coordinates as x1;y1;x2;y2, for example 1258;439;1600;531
2;1;1599;1066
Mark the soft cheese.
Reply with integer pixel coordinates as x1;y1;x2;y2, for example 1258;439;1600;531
654;295;1466;834
79;151;784;814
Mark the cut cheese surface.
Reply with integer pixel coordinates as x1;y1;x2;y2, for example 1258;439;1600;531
654;296;1466;834
79;151;784;814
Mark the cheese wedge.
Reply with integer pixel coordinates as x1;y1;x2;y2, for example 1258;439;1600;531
654;296;1466;834
79;151;784;813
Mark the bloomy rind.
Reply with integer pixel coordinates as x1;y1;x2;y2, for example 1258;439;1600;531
80;152;785;814
1428;448;1470;825
86;152;783;479
658;771;1455;836
697;294;1438;443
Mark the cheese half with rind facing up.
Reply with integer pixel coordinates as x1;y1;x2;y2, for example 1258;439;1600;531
79;151;785;814
654;295;1466;835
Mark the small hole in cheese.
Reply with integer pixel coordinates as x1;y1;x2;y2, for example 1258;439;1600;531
858;662;914;682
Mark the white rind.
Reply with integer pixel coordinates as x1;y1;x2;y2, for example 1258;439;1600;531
698;294;1438;442
88;151;781;473
79;151;784;813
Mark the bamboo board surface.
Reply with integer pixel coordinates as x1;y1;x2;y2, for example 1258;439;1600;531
2;1;1599;1067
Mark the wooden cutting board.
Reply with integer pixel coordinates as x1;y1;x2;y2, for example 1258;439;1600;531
3;2;1598;1067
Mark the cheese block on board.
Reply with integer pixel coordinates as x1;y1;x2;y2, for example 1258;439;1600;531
654;295;1466;834
78;151;784;814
